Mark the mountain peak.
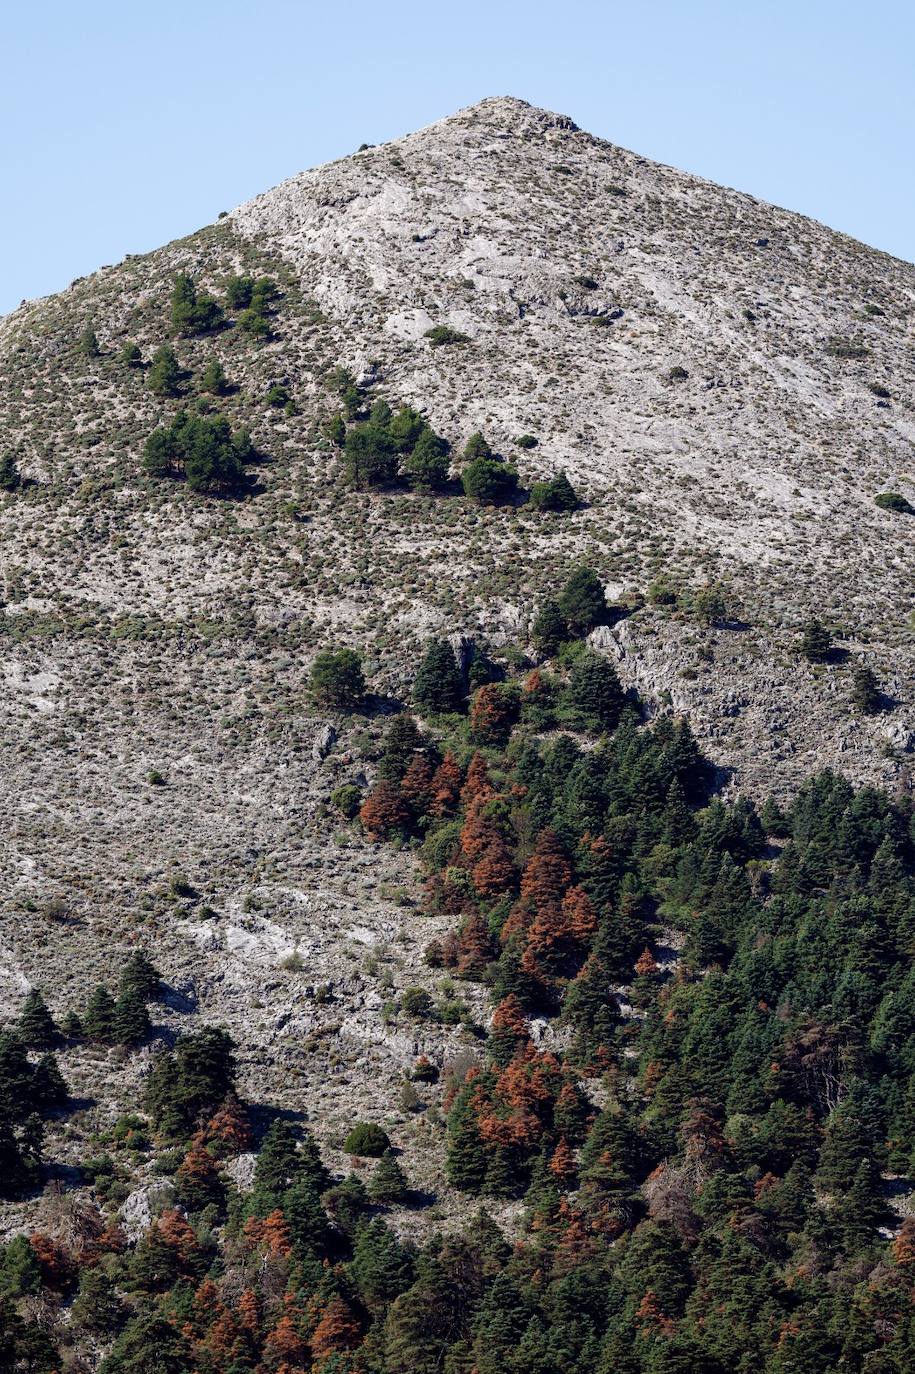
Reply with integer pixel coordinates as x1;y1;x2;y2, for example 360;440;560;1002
429;94;581;136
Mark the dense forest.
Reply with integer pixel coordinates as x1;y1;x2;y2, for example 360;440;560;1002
3;629;915;1373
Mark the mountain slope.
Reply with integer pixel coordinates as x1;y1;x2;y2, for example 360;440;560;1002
0;97;913;1234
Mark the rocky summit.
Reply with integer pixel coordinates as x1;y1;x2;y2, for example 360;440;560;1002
1;98;915;1370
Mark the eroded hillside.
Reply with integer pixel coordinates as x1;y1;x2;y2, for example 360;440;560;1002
1;96;913;1253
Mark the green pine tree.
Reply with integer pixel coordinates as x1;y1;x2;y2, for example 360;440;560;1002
800;618;831;663
557;566;606;636
531;598;568;657
83;986;117;1043
18;990;57;1049
113;988;151;1046
368;1149;409;1203
148;344;182;397
413;639;464;715
0;453;21;491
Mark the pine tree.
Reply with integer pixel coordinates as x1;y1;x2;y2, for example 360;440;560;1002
368;1150;409;1203
850;663;882;713
413;639;465;715
312;1295;361;1360
250;1119;301;1212
558;567;606;636
120;950;162;1002
529;472;578;511
447;1085;488;1192
378;714;425;781
31;1053;68;1108
800;618;831;663
359;782;411;838
201;358;228;394
531;599;568;657
113;988;151;1046
463;432;492;461
282;1175;329;1257
405;428;450;488
462;455;518;504
561;652;624;731
71;1266;122;1333
148;344;182;397
80;326;100;357
18;990;57;1049
350;1217;415;1312
171;272;224;335
310;647;366;708
121;341;142;367
83;986;116;1043
176;1140;225;1212
0;453;21;491
344;417;398;488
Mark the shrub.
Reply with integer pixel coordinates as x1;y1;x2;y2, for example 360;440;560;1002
462;456;518;505
691;583;728;624
558;566;606;636
324;413;346;448
121;341;142;367
827;339;868;359
515;434;538;448
310;649;366;709
238;305;271;339
648;579;677;605
425;325;469;346
400;988;433;1018
529;472;578;512
331;784;362;818
668;365;689;382
265;384;290;408
874;492;913;514
343;1121;390;1157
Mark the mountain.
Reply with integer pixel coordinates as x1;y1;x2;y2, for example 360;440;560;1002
1;99;915;1369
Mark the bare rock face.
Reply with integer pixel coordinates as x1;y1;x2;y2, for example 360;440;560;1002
312;722;338;760
0;96;912;1217
119;1180;176;1241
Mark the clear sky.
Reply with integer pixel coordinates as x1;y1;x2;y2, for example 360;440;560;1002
3;0;913;315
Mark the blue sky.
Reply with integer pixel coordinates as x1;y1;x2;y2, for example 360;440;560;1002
2;1;913;314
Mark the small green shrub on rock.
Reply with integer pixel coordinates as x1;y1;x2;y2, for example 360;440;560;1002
875;492;913;514
343;1121;391;1157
